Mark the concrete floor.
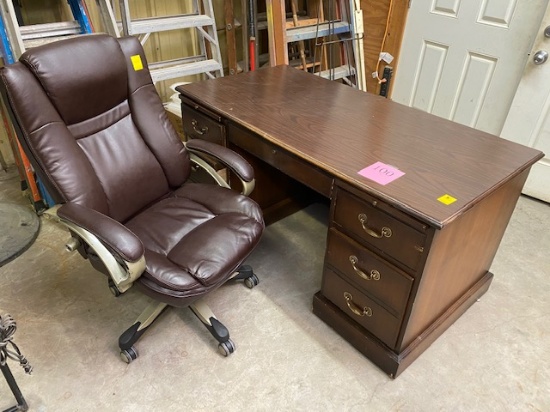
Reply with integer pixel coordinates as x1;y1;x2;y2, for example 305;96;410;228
0;165;549;411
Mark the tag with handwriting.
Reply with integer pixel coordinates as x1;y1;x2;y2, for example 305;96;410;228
358;162;404;185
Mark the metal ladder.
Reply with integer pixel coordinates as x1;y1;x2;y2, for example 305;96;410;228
264;0;365;90
312;0;365;89
0;0;93;64
96;0;224;83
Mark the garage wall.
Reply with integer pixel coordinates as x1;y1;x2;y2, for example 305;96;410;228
0;0;407;165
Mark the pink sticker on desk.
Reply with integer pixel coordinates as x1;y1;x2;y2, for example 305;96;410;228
358;162;405;185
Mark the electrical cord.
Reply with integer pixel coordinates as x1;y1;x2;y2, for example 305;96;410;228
0;314;33;374
373;0;394;85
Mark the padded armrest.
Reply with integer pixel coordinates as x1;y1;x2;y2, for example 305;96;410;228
185;139;254;183
57;203;144;263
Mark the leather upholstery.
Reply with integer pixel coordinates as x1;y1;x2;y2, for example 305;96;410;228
186;139;255;182
57;203;144;263
0;34;264;309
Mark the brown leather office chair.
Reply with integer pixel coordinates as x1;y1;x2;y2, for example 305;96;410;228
0;34;264;363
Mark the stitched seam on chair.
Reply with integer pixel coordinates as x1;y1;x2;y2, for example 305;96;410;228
167;215;253;287
1;73;66;201
29;121;64;134
28;123;75;201
67;100;130;139
160;267;215;289
22;59;54;104
132;83;153;95
144;256;201;290
141;273;205;297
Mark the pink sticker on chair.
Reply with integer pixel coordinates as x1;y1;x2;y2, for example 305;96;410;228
358;162;405;185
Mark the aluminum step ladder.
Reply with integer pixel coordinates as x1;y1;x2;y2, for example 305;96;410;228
96;0;224;83
0;0;93;64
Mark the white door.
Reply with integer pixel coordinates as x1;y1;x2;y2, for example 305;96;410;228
392;0;549;135
501;4;550;203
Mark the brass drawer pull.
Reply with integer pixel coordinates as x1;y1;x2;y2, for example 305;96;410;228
358;213;392;238
349;255;381;281
191;119;209;135
344;292;372;317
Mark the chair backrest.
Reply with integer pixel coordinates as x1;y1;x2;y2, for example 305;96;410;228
0;34;191;222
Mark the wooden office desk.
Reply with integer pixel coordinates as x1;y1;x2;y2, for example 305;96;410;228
177;66;544;378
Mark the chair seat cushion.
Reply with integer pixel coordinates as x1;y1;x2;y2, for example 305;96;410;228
125;183;263;299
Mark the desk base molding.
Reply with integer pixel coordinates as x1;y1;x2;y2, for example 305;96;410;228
312;271;493;378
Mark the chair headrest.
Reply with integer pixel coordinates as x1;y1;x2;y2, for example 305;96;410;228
19;34;128;125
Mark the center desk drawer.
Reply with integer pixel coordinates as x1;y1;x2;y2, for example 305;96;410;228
326;228;413;317
322;268;401;348
333;188;428;272
227;123;333;198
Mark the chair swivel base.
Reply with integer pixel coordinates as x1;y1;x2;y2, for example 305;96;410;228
117;265;259;363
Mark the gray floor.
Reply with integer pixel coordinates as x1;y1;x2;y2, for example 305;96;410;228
0;165;549;411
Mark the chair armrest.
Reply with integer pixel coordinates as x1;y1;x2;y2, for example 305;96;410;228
185;139;256;195
186;139;254;182
57;203;144;262
55;203;146;293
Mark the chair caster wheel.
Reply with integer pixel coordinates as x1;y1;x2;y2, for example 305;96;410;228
218;339;235;357
108;279;121;297
120;346;138;363
244;274;259;289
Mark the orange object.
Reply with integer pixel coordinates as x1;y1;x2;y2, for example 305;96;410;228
249;38;256;71
16;139;42;203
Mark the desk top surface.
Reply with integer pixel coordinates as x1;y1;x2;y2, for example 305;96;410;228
179;66;543;227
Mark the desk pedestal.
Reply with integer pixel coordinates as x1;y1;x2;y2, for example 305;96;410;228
313;271;492;378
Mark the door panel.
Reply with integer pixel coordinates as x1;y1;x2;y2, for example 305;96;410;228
451;53;496;127
432;0;460;17
478;0;516;27
410;42;447;112
392;0;549;135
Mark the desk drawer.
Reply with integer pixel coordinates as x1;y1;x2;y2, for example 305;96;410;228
228;123;333;198
181;103;225;145
325;228;413;316
333;189;427;272
322;268;401;348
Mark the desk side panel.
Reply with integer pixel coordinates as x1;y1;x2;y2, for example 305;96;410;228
398;168;530;350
